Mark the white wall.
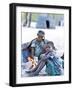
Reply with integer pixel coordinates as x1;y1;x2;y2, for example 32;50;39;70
0;0;72;90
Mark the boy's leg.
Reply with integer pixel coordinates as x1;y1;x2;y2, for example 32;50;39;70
26;60;42;73
29;61;46;76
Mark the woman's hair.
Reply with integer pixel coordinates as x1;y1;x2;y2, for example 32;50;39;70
37;30;45;36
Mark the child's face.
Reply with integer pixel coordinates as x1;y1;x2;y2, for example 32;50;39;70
45;44;53;52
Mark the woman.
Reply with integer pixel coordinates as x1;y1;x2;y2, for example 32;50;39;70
21;30;49;68
30;30;49;59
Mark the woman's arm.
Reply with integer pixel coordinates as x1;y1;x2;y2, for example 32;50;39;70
30;40;36;58
31;47;35;58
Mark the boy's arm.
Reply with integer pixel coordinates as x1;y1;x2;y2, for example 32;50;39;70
40;53;50;61
41;52;55;61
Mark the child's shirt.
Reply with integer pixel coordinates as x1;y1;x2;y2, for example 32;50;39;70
40;50;64;75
